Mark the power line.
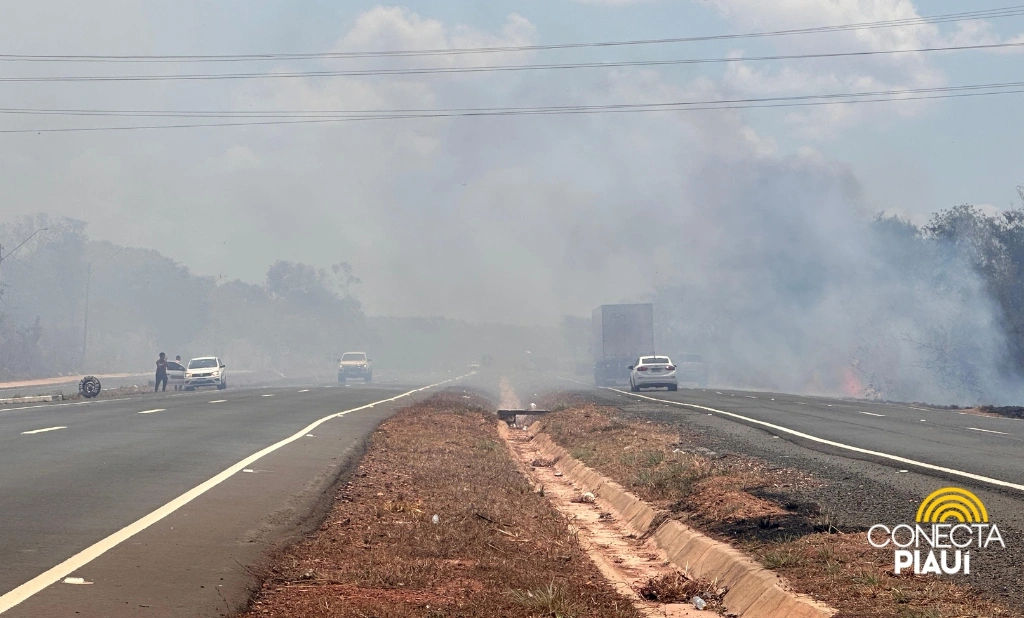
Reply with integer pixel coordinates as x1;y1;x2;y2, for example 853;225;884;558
1;81;1021;118
0;41;1020;83
0;82;1021;133
0;6;1021;63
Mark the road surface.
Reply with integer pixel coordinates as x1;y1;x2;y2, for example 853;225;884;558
0;376;458;617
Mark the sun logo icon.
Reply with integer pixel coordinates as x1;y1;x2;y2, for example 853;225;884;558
915;487;989;524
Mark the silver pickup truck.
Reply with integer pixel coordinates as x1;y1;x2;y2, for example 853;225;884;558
338;351;373;383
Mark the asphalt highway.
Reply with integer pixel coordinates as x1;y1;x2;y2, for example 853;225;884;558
0;376;459;617
598;384;1024;489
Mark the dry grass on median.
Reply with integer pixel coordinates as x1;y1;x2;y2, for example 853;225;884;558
242;392;642;618
535;403;1018;618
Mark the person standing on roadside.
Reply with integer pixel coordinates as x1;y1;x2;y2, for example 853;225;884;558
155;352;168;392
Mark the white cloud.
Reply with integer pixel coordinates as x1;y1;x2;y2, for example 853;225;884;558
688;0;1021;136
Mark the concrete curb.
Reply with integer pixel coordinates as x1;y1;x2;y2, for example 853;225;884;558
516;423;835;618
0;395;55;404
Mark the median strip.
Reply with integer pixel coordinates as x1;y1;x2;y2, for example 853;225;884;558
242;393;648;618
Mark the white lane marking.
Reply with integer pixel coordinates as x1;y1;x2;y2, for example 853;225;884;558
745;396;757;399
907;406;933;412
611;388;1024;493
208;400;227;404
21;426;66;435
0;373;470;614
298;389;310;393
968;427;1009;435
715;392;723;395
795;402;808;405
261;394;274;398
138;409;165;415
860;411;885;417
0;398;130;413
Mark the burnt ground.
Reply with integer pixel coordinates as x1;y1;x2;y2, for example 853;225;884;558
550;388;1024;614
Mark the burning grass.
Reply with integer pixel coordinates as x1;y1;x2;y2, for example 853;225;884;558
535;403;1019;618
242;392;642;618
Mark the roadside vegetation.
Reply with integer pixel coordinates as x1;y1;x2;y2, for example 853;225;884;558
536;400;1019;618
242;392;642;618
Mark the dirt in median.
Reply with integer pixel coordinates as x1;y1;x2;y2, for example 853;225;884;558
241;392;643;618
534;399;1020;618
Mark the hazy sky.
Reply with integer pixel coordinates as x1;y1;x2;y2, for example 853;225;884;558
1;1;1022;323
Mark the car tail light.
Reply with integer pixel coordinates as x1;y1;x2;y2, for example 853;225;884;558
637;366;648;372
666;365;675;371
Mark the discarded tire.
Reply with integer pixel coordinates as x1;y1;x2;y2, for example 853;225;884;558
79;376;101;399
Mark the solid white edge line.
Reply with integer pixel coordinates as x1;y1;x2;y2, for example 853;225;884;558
607;388;1024;493
0;374;467;614
20;426;67;435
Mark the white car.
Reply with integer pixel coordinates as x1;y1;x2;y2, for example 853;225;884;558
185;356;227;390
629;356;678;392
166;360;186;391
338;352;372;383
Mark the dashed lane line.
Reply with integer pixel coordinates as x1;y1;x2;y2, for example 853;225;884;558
859;411;885;417
138;409;165;415
0;373;470;614
968;427;1009;435
21;426;66;435
208;400;227;404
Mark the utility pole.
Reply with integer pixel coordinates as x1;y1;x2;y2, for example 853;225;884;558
82;262;91;372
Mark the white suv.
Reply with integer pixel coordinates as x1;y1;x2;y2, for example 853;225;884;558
629;356;677;392
185;356;227;390
338;352;372;383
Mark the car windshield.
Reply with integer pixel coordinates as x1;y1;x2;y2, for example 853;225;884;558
342;353;366;361
642;357;671;364
188;358;218;369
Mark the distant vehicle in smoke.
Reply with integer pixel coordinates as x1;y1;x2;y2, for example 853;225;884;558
166;359;186;390
480;354;494;367
673;353;709;387
184;356;227;391
338;352;372;383
628;356;678;392
592;304;654;386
